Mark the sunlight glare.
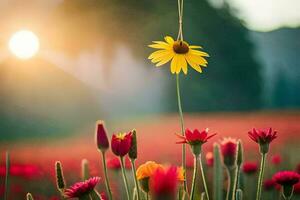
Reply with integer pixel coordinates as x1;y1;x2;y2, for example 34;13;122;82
8;30;40;59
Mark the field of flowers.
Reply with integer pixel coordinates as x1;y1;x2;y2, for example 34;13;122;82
1;112;299;200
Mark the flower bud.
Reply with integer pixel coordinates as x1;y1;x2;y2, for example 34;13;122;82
55;161;66;192
220;138;237;168
236;140;243;167
26;193;34;200
95;120;109;152
129;129;137;160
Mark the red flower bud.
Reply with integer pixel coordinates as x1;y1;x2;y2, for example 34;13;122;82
95;121;109;152
271;154;282;165
205;152;214;167
242;162;258;175
220;138;237;168
111;132;132;157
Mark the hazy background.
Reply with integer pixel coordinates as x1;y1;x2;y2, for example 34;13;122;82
0;0;299;140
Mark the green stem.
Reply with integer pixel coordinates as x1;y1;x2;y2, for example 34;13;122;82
120;157;131;200
176;74;187;192
190;156;199;200
146;192;149;200
79;194;91;200
256;153;267;200
101;152;113;200
4;151;10;200
226;167;237;200
200;154;210;200
131;159;141;200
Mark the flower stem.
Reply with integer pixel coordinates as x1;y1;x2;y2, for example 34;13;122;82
256;153;267;200
190;155;199;200
226;167;237;200
130;159;141;200
101;152;113;200
176;74;187;192
120;157;131;200
200;154;210;200
4;151;10;200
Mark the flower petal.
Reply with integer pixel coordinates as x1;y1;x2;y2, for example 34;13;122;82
164;36;175;44
156;52;174;67
171;55;179;74
189;45;202;49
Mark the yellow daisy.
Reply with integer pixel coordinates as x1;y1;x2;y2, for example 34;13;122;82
148;36;209;74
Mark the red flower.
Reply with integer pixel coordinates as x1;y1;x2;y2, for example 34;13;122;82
273;171;299;186
95;121;109;151
205;152;214;167
220;138;237;167
149;166;178;200
106;157;131;170
271;154;282;165
242;162;258;175
263;179;280;191
111;132;132;157
176;128;216;145
248;128;277;144
64;177;101;198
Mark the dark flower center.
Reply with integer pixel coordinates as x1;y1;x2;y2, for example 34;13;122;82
173;41;189;54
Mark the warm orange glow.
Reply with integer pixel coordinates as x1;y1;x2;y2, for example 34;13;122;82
8;30;40;59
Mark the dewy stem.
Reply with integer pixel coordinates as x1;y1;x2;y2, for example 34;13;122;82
176;74;187;192
120;157;131;200
256;153;267;200
131;159;141;200
190;155;199;200
200;154;210;200
101;152;113;200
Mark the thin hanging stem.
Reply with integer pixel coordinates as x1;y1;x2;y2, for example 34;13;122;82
120;157;131;200
101;152;113;200
190;155;199;200
200;154;210;200
256;153;267;200
176;74;187;192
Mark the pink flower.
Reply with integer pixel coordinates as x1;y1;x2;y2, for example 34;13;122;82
111;132;132;157
242;162;258;175
149;166;178;200
248;128;277;145
95;121;109;151
271;154;282;165
64;177;101;198
220;138;237;167
273;171;299;186
176;128;216;145
205;152;214;167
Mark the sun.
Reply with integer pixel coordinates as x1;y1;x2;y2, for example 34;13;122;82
8;30;40;59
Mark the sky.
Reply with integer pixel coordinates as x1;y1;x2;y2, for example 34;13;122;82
227;0;300;31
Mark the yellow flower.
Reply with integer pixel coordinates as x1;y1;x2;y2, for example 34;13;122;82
136;161;163;180
148;36;209;74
